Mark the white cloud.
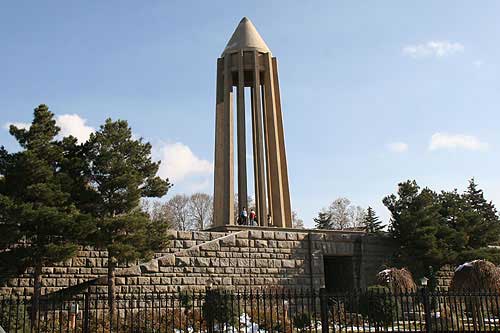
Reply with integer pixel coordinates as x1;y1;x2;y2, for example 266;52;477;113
403;41;464;58
387;142;408;153
473;60;483;68
4;114;94;143
3;122;30;131
154;142;213;184
429;133;488;151
56;114;94;143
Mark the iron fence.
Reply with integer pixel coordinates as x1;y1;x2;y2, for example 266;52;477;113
1;288;500;332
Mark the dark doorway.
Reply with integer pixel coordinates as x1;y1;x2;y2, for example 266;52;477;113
324;256;355;291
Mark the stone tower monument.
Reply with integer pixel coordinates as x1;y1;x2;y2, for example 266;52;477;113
213;17;292;228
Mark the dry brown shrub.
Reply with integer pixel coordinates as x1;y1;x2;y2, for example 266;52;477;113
451;259;500;291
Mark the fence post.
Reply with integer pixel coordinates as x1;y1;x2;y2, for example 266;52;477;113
83;291;90;333
421;287;432;333
319;288;329;333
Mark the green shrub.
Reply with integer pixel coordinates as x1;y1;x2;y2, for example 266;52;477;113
202;289;238;330
359;285;396;332
293;312;311;332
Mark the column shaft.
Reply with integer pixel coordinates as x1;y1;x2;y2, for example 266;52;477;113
263;53;286;227
261;84;273;226
237;51;248;214
222;55;234;225
272;58;292;227
213;59;225;227
252;51;267;226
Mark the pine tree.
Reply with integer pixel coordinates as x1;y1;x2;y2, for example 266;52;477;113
383;180;459;278
83;119;171;321
363;207;384;233
314;211;332;229
462;178;500;248
0;105;91;321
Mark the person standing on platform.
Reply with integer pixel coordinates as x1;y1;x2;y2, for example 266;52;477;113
249;209;256;226
240;207;248;225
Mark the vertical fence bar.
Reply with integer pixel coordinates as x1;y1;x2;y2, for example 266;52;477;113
83;292;89;333
283;290;287;332
319;289;329;333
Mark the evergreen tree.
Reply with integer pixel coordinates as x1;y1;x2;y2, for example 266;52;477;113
314;211;332;229
462;178;500;247
384;178;500;278
363;207;384;233
383;180;460;278
0;105;91;320
83;119;171;320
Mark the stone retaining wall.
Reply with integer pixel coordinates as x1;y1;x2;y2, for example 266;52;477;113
1;228;394;296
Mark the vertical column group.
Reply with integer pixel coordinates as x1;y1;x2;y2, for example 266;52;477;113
214;51;291;228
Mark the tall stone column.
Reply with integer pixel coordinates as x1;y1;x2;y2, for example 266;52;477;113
237;51;248;214
272;58;292;227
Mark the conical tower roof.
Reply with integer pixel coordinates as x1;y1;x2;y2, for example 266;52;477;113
222;17;271;56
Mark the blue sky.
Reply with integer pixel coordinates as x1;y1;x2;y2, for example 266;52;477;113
1;1;500;227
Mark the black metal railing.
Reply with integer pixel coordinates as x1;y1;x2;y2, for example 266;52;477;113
1;288;500;332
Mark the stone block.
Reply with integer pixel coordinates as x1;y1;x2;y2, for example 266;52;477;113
277;241;290;249
220;235;236;246
236;239;249;247
237;258;250;267
248;230;262;239
140;260;159;273
54;267;66;274
296;233;307;241
274;232;287;240
200;241;220;251
282;260;295;268
176;257;190;266
160;277;171;284
158;255;175;266
118;266;141;276
255;240;268;248
262;231;275;239
210;232;226;240
183;277;196;285
195;257;210;267
193;232;211;241
91;268;107;275
236;231;249;238
18;279;30;287
137;277;150;285
41;279;55;287
155;285;170;293
86;258;97;267
177;231;193;240
115;277;126;285
310;233;324;241
72;258;86;266
150;277;161;285
165;230;177;239
255;259;268;268
234;277;250;285
196;277;210;285
41;267;53;274
67;268;79;274
219;258;230;267
183;240;196;248
286;232;298;241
